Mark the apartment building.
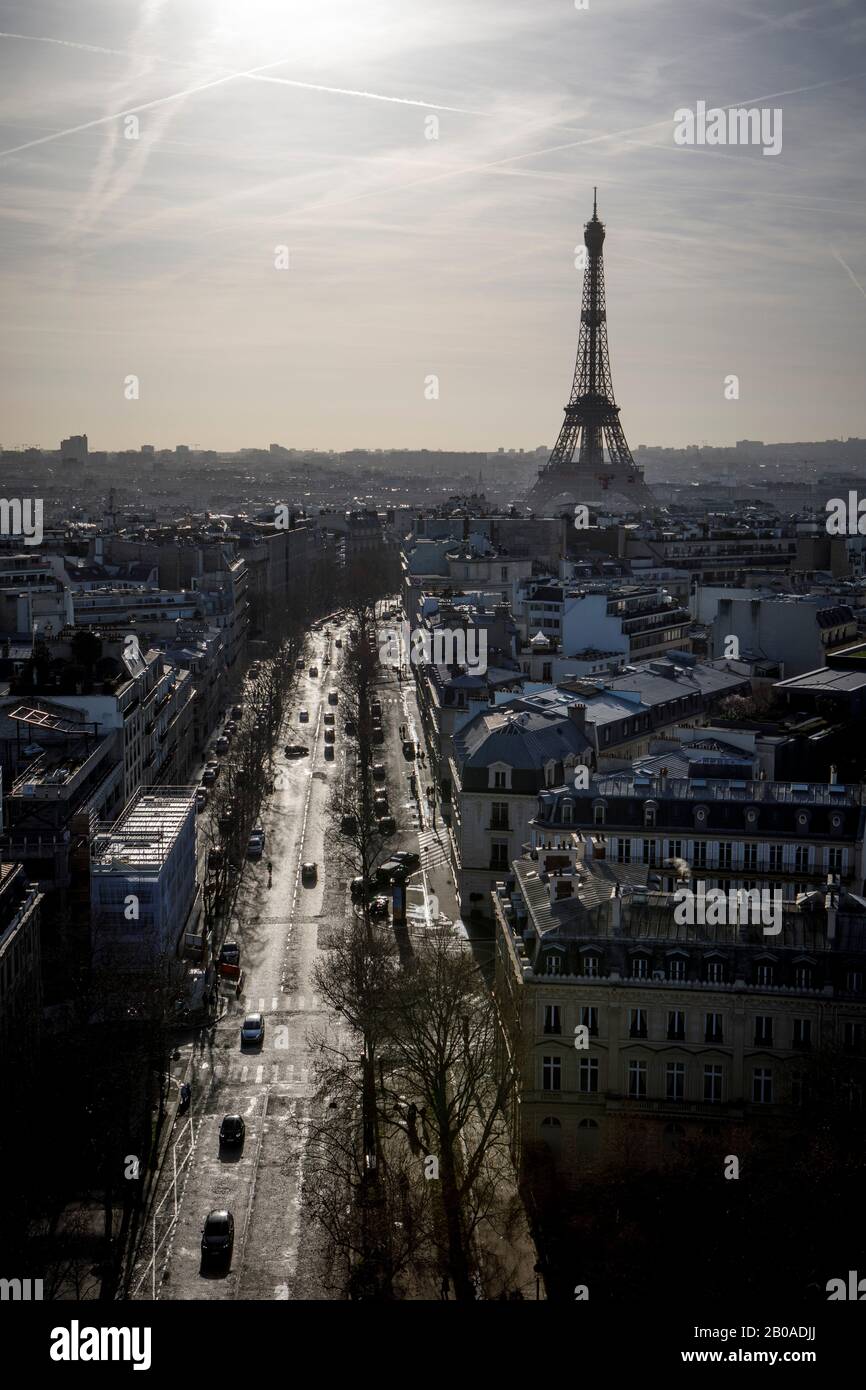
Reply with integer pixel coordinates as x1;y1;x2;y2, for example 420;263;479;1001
492;815;866;1176
514;579;693;672
0;863;43;1077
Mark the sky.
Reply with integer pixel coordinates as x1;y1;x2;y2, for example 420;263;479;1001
0;0;865;454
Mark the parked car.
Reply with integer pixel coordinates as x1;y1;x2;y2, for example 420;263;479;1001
247;828;265;858
351;876;375;899
372;725;384;744
201;1209;234;1264
335;637;342;648
378;815;396;835
371;700;383;718
285;744;309;758
207;847;224;872
232;704;243;719
219;941;240;966
344;718;356;735
373;795;389;816
402;740;416;760
376;858;408;884
369;895;390;919
324;744;335;760
296;658;305;670
309;666;319;677
201;767;217;787
372;764;386;781
301;862;317;884
324;728;335;744
323;711;335;725
219;1115;245;1149
240;1013;265;1046
195;787;208;811
225;721;238;735
341;813;357;834
299;708;309;723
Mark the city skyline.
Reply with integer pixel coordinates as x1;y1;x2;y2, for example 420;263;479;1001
1;1;865;453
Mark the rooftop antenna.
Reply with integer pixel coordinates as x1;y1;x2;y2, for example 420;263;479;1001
593;186;597;217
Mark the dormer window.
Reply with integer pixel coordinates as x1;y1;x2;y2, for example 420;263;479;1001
593;799;606;827
644;799;658;828
561;799;574;824
489;763;511;791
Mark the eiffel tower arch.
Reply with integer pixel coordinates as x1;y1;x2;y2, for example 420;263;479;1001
527;194;655;515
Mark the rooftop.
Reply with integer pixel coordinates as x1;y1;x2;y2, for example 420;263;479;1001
92;788;195;873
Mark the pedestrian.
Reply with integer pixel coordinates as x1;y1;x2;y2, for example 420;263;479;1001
440;1272;450;1301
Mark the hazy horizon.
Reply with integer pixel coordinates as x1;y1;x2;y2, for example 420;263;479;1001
1;0;865;454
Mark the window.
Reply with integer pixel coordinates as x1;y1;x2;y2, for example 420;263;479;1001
693;841;707;869
719;842;733;869
705;1012;723;1044
593;803;605;826
644;803;656;828
705;960;725;984
794;964;813;990
667;1009;686;1041
794;845;810;872
631;956;649;980
578;1057;598;1093
616;837;632;865
492;770;507;790
743;843;758;871
769;845;783;871
542;662;552;682
752;1068;773;1104
791;1071;807;1107
844;1022;865;1055
491;801;509;830
792;1017;811;1049
542;1056;561;1091
561;800;574;824
628;1060;647;1098
545;954;562;977
668;957;686;982
666;1062;685;1100
642;839;657;865
667;839;683;860
629;1008;648;1039
500;566;509;581
757;962;774;987
490;842;509;869
846;971;863;994
827;846;843;872
582;954;600;978
543;1005;561;1035
703;1065;723;1103
579;1006;598;1036
754;1015;773;1046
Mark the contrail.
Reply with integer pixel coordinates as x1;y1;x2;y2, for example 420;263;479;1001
0;56;293;160
0;31;129;57
243;72;485;116
831;248;866;301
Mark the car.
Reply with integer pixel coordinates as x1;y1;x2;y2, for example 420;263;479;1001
309;666;319;677
201;1209;234;1264
402;740;416;760
344;718;356;735
372;764;386;781
351;876;375;899
207;847;224;872
341;813;357;834
369;895;390;919
324;728;335;743
201;767;217;786
299;708;309;723
285;744;309;758
371;700;382;718
335;638;342;649
373;795;389;816
296;658;305;669
375;858;408;884
225;721;238;735
247;828;265;858
218;807;237;833
392;850;421;871
372;726;384;744
219;941;240;966
324;744;335;760
232;704;243;719
219;1115;245;1148
378;815;396;835
195;787;208;811
323;711;335;725
301;862;317;884
240;1013;265;1046
214;736;230;755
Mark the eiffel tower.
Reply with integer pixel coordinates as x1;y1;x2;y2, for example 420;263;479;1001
527;193;655;514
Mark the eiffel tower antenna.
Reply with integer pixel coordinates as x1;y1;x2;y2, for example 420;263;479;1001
526;195;654;515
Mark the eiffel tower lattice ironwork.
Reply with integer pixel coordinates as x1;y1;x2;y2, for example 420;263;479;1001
527;192;654;513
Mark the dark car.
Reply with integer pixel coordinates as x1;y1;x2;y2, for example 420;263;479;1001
219;941;240;966
324;727;336;743
373;795;389;816
344;718;356;735
341;813;357;834
402;740;416;760
285;744;309;758
372;725;385;744
219;1115;245;1149
240;1013;265;1046
351;876;375;900
376;858;408;884
232;704;243;719
201;1209;234;1264
372;764;386;781
392;850;421;871
369;895;390;919
324;744;335;760
378;815;396;835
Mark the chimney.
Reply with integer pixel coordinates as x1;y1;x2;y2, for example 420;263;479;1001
569;702;586;731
